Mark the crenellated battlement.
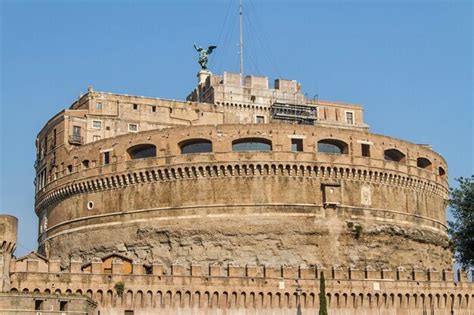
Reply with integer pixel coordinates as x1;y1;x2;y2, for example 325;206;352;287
8;253;473;314
10;253;472;283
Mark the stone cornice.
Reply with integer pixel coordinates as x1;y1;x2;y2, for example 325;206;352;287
36;159;449;214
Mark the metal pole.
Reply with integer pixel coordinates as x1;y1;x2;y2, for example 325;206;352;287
239;0;244;84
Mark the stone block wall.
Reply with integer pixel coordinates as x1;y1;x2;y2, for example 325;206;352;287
8;256;473;315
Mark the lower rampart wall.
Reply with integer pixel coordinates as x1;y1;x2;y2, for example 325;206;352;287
9;261;473;315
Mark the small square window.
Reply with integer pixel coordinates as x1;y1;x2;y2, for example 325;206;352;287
128;123;138;132
361;144;370;157
133;104;138;110
256;115;265;124
93;135;101;142
151;106;156;112
92;120;102;129
345;111;354;125
96;102;103;110
291;139;303;152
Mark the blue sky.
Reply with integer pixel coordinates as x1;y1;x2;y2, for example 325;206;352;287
1;0;472;257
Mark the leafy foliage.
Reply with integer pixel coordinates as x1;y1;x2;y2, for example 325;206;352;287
448;175;474;269
319;271;328;315
114;281;125;296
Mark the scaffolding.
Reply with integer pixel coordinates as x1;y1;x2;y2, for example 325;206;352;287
271;102;318;125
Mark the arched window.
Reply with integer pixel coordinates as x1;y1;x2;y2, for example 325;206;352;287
180;139;212;154
127;144;157;160
417;157;432;169
384;149;405;162
232;138;272;152
438;167;446;176
317;139;348;154
82;160;90;169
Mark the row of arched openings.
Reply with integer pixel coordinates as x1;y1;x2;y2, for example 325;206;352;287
12;288;470;310
124;138;444;175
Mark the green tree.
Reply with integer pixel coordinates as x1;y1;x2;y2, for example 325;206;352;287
114;281;125;296
319;271;328;315
448;175;474;269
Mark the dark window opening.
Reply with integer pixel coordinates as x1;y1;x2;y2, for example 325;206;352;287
180;139;213;154
232;138;272;152
438;167;446;176
127;144;157;160
82;160;90;169
67;165;73;173
256;115;265;124
152;106;156;112
384;149;405;162
133;104;138;110
317;139;348;154
417;157;432;169
361;144;370;157
35;300;43;310
60;301;68;311
53;128;57;147
291;139;303;152
125;311;134;315
144;265;153;275
103;152;110;165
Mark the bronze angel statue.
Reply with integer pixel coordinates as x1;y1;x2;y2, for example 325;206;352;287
194;44;217;70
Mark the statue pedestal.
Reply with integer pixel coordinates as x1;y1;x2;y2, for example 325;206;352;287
197;70;211;85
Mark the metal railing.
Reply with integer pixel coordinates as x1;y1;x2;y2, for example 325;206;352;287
68;135;83;145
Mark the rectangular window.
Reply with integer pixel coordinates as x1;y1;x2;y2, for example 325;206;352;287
145;265;153;274
345;111;354;125
361;144;370;157
35;300;43;310
96;102;103;110
93;135;101;142
73;126;81;137
92;120;102;129
52;128;57;147
125;311;134;315
133;104;138;110
151;106;156;112
291;139;303;152
128;123;138;132
103;151;110;165
256;115;265;124
59;301;68;311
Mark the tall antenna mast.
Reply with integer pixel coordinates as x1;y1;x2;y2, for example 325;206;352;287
239;0;244;82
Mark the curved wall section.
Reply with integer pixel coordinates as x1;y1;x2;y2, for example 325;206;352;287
35;124;450;270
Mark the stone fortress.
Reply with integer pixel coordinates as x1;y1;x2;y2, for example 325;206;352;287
1;70;472;314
